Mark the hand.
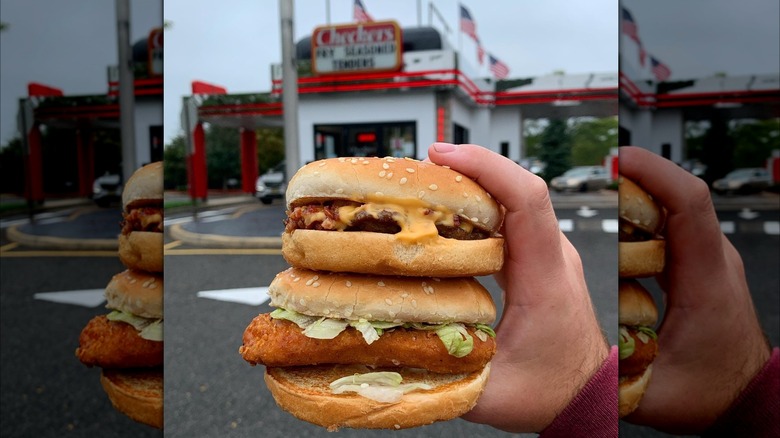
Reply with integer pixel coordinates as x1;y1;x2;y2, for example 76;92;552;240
427;143;609;432
619;146;771;434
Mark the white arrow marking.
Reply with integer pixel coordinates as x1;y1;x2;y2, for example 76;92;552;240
197;287;270;306
576;206;598;218
738;208;760;220
34;289;105;308
558;219;574;232
765;221;780;235
601;219;619;233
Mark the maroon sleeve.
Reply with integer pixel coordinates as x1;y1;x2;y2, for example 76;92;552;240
703;347;780;437
540;345;618;438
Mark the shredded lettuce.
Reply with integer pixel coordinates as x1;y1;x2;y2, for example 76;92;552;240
330;371;432;403
619;326;635;360
435;323;474;358
303;317;349;339
635;326;657;344
269;308;318;328
106;310;163;341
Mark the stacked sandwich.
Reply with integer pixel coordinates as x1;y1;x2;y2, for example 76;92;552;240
240;156;505;431
617;175;664;418
76;162;164;428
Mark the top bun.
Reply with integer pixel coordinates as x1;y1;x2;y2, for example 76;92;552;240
269;267;496;324
618;175;664;235
105;269;163;319
123;162;163;209
286;157;503;234
618;279;658;327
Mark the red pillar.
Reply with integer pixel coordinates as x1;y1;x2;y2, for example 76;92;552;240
188;122;208;200
76;128;94;197
240;128;258;194
24;123;45;203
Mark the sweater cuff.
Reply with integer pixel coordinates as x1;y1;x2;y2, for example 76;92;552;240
703;347;780;437
540;345;618;438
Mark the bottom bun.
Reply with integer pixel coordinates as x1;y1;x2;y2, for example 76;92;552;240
619;364;653;418
264;363;491;431
282;230;504;277
100;368;163;429
618;240;665;278
119;232;163;273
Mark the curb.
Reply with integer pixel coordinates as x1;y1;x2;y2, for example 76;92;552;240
6;225;119;251
168;223;282;249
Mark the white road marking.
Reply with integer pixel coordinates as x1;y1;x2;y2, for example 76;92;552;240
197;287;270;306
720;221;735;234
765;221;780;235
738;208;760;220
601;219;619;233
34;289;105;307
576;206;598;218
558;219;574;232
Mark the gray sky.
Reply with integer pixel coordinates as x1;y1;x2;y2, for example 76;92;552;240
163;0;619;144
0;0;161;145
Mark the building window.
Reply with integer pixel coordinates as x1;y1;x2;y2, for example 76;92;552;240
314;121;416;159
453;123;469;144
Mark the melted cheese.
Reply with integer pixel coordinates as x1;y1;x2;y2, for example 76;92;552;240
337;198;455;243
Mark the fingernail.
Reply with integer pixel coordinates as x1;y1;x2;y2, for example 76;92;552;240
433;142;457;153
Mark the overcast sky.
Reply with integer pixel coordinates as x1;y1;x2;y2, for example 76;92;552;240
0;0;161;146
1;1;777;148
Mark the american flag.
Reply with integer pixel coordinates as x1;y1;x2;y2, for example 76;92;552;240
651;56;671;81
621;7;646;66
354;0;373;23
489;54;509;79
460;4;478;41
476;37;485;65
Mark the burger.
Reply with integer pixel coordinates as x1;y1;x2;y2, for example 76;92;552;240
281;156;504;277
618;279;659;418
119;161;163;273
618;175;665;278
240;267;497;431
76;269;163;428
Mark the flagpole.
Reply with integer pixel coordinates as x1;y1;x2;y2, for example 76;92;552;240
326;0;330;24
417;0;422;27
457;5;462;61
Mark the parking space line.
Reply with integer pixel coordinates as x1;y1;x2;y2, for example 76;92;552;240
164;240;183;250
601;219;619;233
0;250;117;258
0;242;19;252
558;219;574;232
720;221;735;234
765;221;780;235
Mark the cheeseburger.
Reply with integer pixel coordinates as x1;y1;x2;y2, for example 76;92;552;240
240;267;496;431
618;279;659;418
618;175;666;278
281;156;504;277
119;161;163;273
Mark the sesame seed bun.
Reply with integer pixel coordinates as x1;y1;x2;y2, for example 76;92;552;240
268;267;496;324
282;230;504;277
122;162;163;210
619;280;658;327
287;157;503;234
619;364;653;418
105;269;163;319
264;363;490;431
618;175;666;278
119;232;163;273
100;368;163;428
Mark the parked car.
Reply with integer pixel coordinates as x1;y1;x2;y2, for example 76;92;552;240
92;172;122;207
712;168;772;195
550;166;611;192
255;161;286;204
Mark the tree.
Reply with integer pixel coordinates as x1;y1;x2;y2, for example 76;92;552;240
731;119;780;168
256;127;285;173
0;137;24;194
163;135;187;190
539;119;571;182
570;117;618;166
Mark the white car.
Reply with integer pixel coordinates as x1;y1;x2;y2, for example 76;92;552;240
712;168;772;195
550;166;611;192
255;161;287;204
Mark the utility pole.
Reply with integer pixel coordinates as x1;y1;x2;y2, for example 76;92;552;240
280;0;300;180
116;0;137;181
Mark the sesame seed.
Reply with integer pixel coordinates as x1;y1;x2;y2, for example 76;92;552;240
379;170;387;177
362;161;370;165
406;168;415;173
432;278;441;282
338;157;346;162
293;277;301;282
345;281;352;287
632;219;641;224
399;177;408;185
149;283;157;289
457;208;464;214
386;172;393;178
312;282;320;288
382;163;390;170
335;188;344;194
486;192;492;198
318;162;327;167
312;275;319;281
443;165;450;169
455;175;463;182
428;184;438;191
306;278;314;286
421;281;428;287
323;309;330;314
351;158;358;164
401;293;409;298
299;298;306;305
385;298;393;305
463;192;469;198
418;191;425;199
375;191;384;197
475;195;482;202
394;424;401;430
411;299;418;307
377;281;386;287
361;383;370;388
471;217;480;223
483;217;489;224
129;278;137;284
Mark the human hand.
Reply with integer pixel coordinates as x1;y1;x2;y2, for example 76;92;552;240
427;143;609;432
619;146;771;434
